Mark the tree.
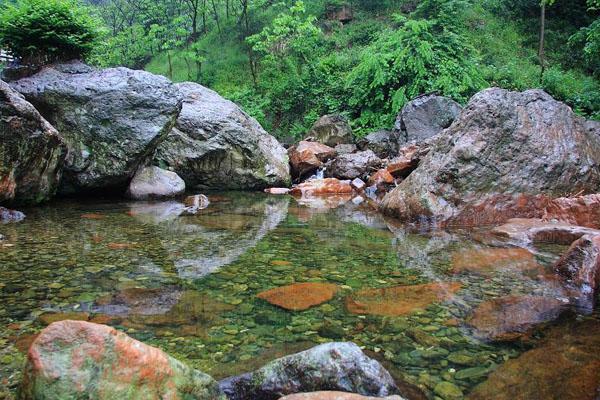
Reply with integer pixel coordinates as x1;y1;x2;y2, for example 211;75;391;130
0;0;102;65
538;0;557;80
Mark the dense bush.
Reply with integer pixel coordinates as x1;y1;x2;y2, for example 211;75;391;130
0;0;101;65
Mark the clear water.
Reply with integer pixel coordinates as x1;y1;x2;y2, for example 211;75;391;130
0;192;594;399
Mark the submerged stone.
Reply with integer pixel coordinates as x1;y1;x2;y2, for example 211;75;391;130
345;282;461;317
19;320;223;400
450;247;542;275
492;218;600;245
257;282;338;311
279;393;405;400
466;295;567;341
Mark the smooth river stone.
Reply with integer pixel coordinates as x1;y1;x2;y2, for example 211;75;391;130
466;295;567;341
345;282;461;317
450;247;542;275
257;282;338;311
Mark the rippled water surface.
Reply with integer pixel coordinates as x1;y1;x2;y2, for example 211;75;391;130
0;192;597;399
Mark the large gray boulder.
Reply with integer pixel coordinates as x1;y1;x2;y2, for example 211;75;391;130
126;166;185;200
306;114;354;147
381;88;600;226
10;61;182;195
154;83;290;190
219;342;398;400
357;130;401;158
0;80;66;204
326;150;383;180
394;94;462;144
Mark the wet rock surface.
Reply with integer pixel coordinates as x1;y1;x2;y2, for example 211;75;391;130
305;115;353;147
20;320;223;400
126;166;185;200
466;295;568;341
10;61;182;195
492;218;600;245
553;234;600;312
543;193;600;229
218;342;399;400
382;89;600;225
0;80;66;204
326;151;383;180
289;141;337;179
468;318;600;400
290;178;354;197
154;82;290;190
394;94;462;144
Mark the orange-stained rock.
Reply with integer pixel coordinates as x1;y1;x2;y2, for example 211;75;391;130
257;282;339;311
290;178;353;197
345;282;461;316
492;218;600;245
289;141;336;178
368;169;394;187
279;392;404;400
466;295;567;341
468;318;600;400
19;320;222;400
386;159;416;178
543;193;600;229
553;234;600;312
450;247;542;275
107;242;137;250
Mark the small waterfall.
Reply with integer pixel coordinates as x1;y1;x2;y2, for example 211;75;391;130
315;167;325;179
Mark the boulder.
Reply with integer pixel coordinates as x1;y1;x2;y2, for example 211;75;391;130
10;61;182;195
381;89;600;226
0;79;66;204
290;178;353;197
386;143;429;179
326;151;382;180
218;342;398;400
306;115;353;147
19;320;223;400
467;318;600;400
357;130;401;158
466;295;568;341
288;141;336;179
394;93;462;144
126;166;185;200
0;207;25;223
492;218;600;245
553;234;600;312
334;144;357;155
367;169;394;187
154;82;290;190
543;193;600;229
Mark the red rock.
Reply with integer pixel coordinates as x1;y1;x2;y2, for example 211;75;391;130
107;242;137;250
345;282;461;317
290;178;354;197
257;282;338;311
466;295;567;341
553;234;600;312
450;247;542;275
386;159;416;178
280;392;403;400
264;188;290;195
368;169;394;187
20;320;221;399
289;141;336;178
468;319;600;400
543;193;600;229
492;218;600;245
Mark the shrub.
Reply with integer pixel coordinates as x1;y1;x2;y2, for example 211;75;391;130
0;0;101;65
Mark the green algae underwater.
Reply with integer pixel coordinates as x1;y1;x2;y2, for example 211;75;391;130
0;192;597;399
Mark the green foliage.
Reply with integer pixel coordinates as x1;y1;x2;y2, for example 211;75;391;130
346;0;487;132
0;0;101;64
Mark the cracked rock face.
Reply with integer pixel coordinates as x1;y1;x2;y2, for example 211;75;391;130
0;79;66;204
154;82;290;190
10;61;182;195
382;88;600;226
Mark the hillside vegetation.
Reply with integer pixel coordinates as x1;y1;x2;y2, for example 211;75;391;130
6;0;599;138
